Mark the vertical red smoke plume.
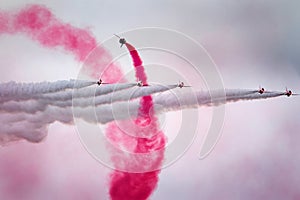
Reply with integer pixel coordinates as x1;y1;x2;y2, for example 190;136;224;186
107;43;166;200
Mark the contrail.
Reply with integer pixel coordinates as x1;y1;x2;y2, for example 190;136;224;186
74;84;177;107
0;83;177;113
0;87;291;144
0;81;141;103
0;79;95;103
45;82;136;101
154;89;285;112
90;89;287;124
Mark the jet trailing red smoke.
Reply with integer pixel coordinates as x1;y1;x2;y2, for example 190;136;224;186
107;42;166;200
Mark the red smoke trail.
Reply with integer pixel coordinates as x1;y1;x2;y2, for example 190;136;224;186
107;43;166;199
125;43;148;85
13;5;94;61
0;4;122;82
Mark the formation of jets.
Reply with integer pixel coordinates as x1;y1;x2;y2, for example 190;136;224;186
95;35;298;98
97;80;298;97
98;80;297;98
96;78;190;89
257;86;298;97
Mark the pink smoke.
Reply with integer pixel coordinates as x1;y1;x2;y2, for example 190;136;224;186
0;4;122;82
107;43;165;199
11;5;95;61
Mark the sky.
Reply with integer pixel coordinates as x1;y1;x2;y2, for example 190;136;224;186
0;0;300;200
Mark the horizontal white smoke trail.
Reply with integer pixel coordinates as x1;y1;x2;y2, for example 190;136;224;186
73;84;177;107
0;79;96;103
88;89;287;123
43;82;137;101
0;83;290;144
0;84;176;113
154;89;285;112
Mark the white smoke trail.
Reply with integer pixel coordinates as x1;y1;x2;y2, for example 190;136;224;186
88;89;287;123
0;81;290;144
0;79;95;103
73;84;177;107
154;89;285;112
43;82;137;101
0;84;176;113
